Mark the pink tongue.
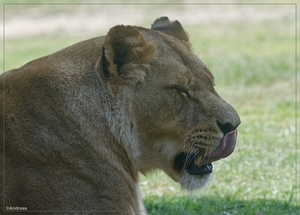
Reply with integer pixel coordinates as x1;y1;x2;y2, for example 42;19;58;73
205;130;238;163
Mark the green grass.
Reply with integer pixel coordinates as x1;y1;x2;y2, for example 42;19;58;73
3;4;299;215
141;18;298;214
143;195;299;215
3;36;85;71
142;19;298;214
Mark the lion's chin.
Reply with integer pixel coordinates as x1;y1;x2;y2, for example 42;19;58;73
179;171;212;191
171;152;214;191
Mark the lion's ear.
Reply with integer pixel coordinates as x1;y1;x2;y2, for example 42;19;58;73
151;17;190;48
102;25;157;85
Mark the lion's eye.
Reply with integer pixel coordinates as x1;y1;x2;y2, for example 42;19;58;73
175;86;190;98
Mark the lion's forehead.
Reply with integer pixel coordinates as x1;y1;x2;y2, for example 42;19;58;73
142;29;215;90
158;53;214;90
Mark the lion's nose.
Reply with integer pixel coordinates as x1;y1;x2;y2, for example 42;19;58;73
209;96;241;135
217;121;239;135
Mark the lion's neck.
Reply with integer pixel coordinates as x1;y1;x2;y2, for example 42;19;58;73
101;90;141;170
64;83;144;213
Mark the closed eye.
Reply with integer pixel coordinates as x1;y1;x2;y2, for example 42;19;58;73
174;86;191;99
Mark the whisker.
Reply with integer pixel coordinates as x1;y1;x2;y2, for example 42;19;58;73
179;137;189;149
179;135;192;150
178;131;217;175
181;141;199;171
180;152;195;175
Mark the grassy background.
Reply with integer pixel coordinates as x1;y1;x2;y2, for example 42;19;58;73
3;2;299;215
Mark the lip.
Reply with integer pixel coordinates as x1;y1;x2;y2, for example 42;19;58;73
185;163;213;175
173;152;213;176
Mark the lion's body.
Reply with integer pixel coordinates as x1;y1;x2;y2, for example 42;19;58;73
1;37;144;213
1;17;240;214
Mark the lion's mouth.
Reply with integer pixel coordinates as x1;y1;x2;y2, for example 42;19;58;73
174;129;238;175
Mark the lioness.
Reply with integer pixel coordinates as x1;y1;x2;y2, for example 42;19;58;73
0;17;240;214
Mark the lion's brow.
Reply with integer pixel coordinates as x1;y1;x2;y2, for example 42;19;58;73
190;66;215;86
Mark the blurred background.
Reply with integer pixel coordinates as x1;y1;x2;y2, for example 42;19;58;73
2;1;299;214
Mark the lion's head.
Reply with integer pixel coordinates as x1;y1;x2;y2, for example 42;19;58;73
101;17;241;191
1;16;241;213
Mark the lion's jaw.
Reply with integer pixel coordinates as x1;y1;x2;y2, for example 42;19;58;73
137;123;238;191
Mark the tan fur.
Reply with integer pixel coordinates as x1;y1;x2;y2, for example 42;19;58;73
0;17;240;214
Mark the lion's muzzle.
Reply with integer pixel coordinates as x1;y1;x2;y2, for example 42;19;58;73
174;129;238;176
